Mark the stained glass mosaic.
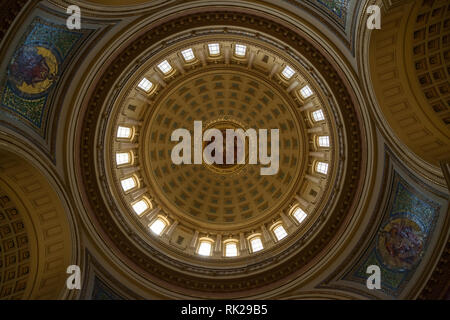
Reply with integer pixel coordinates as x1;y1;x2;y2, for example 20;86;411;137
0;17;87;137
344;172;440;297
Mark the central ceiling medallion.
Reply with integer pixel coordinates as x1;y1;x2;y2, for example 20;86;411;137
202;118;248;175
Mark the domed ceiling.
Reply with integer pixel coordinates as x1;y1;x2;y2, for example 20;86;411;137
100;33;345;274
0;0;448;301
79;9;366;297
142;70;305;227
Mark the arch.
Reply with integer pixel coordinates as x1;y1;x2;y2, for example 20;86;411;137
0;148;78;299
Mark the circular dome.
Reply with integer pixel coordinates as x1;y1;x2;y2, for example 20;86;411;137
142;69;306;229
79;9;365;297
105;34;340;268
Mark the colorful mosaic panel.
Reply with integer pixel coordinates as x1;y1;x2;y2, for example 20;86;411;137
0;17;86;136
344;172;440;297
284;0;360;54
317;0;349;20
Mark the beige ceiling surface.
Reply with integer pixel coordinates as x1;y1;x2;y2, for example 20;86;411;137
141;69;307;230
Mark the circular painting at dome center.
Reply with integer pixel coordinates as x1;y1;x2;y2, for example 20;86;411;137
141;70;307;229
202;119;248;174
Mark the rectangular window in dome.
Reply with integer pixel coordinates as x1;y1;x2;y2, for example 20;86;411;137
132;200;148;216
282;66;295;79
121;177;136;192
116;152;130;165
273;225;288;241
117;126;132;139
312;109;325;122
225;242;238;257
316;162;329;175
250;237;263;252
181;48;195;62
318;136;330;147
197;241;212;256
149;218;167;236
293;208;307;223
138;77;153;92
208;43;220;55
300;85;314;98
235;44;247;56
157;60;173;74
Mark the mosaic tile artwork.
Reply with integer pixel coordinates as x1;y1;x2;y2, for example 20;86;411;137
300;0;351;28
284;0;360;53
285;0;351;27
316;0;349;20
343;172;440;297
0;17;87;137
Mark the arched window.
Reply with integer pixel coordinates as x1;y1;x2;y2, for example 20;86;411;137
149;218;167;236
120;176;137;192
293;207;307;223
132;199;149;216
116;152;131;166
249;237;263;253
224;241;238;257
272;224;288;241
197;240;213;256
